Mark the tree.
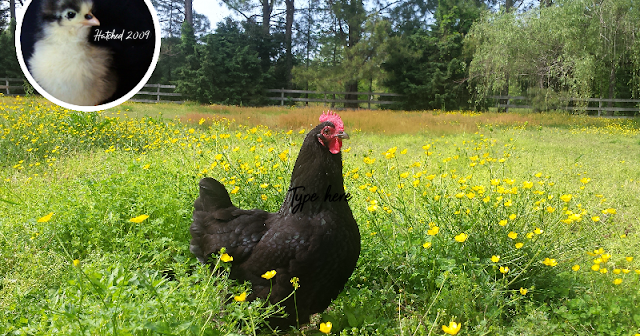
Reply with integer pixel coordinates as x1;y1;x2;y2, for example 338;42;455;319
467;0;640;111
382;0;484;110
151;0;210;37
175;19;269;105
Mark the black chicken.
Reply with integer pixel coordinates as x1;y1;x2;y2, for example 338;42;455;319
190;111;360;328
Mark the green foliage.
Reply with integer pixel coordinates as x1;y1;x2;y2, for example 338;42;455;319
176;19;270;106
527;88;572;113
0;27;21;78
382;0;483;110
467;0;640;105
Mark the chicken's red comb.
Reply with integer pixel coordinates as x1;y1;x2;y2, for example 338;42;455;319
319;111;344;131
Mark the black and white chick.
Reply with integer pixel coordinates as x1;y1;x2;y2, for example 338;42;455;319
28;0;116;106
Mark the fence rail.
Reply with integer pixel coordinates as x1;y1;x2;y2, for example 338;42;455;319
267;89;402;109
491;96;640;116
0;78;26;96
130;84;183;103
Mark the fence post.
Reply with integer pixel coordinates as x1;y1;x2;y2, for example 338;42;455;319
598;100;602;117
280;88;284;106
367;93;371;109
5;79;9;95
156;85;161;102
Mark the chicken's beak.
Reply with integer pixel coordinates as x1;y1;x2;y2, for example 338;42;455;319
82;13;100;26
336;131;349;140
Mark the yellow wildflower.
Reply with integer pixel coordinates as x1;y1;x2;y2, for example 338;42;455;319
519;288;528;295
508;232;517;239
427;226;439;236
572;265;580;271
454;233;468;242
422;242;432;249
319;322;332;334
560;194;572;202
130;214;149;223
500;266;509;274
613;278;622;285
442;321;461;335
221;253;233;262
261;270;277;280
491;255;500;263
515;243;524;249
37;212;54;223
234;292;247;302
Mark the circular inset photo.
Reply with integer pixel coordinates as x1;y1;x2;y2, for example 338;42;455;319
16;0;161;111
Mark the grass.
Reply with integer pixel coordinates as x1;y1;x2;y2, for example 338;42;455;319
1;96;640;335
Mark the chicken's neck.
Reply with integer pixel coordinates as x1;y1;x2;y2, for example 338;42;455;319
279;137;349;216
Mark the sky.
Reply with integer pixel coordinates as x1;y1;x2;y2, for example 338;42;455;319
193;0;239;28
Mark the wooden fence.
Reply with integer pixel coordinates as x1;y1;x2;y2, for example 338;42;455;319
0;78;27;96
0;79;183;103
267;89;402;109
130;84;183;103
491;96;640;116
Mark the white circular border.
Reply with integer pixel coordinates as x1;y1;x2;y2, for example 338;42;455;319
14;0;162;112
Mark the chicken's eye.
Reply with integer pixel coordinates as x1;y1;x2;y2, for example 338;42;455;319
65;10;77;19
323;128;331;135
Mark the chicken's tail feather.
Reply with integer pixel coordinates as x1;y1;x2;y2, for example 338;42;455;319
196;177;233;211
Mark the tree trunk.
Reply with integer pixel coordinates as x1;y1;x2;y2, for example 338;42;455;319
9;0;16;34
344;0;362;108
607;64;616;115
285;0;294;88
184;0;193;28
262;0;272;35
505;0;513;12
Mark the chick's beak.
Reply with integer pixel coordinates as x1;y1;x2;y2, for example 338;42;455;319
82;13;100;26
336;131;349;140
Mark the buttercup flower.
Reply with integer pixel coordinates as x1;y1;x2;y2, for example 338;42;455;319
454;233;468;242
491;255;500;263
319;321;332;334
261;270;277;280
130;214;149;223
221;253;233;262
234;292;247;302
37;212;54;223
560;194;572;202
442;321;461;335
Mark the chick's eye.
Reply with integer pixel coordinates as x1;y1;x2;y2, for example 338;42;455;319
65;10;76;19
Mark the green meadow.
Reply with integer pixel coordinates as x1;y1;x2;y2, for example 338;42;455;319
1;96;640;335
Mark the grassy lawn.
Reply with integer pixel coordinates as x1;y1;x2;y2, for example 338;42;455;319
1;96;640;335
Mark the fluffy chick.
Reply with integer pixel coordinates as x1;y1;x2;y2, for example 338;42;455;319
29;0;116;106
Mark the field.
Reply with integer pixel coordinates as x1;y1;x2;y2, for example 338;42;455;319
1;96;640;335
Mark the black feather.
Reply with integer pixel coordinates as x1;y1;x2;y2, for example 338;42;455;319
190;119;361;328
